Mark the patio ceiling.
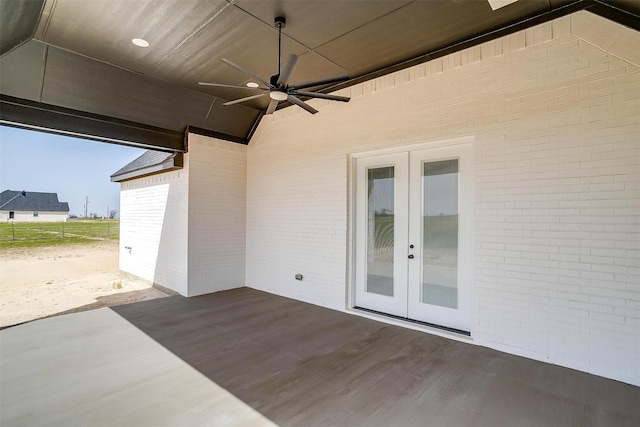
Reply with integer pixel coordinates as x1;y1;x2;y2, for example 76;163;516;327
1;0;638;151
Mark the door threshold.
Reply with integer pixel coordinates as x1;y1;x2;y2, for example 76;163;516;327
353;306;471;337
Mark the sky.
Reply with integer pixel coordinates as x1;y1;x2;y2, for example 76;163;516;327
0;126;146;218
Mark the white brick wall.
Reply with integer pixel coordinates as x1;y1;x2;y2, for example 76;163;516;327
119;136;247;297
187;134;247;296
247;12;640;385
119;165;189;295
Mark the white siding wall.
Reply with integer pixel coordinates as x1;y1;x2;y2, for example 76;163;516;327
0;211;67;222
187;135;247;296
247;13;640;385
119;165;189;295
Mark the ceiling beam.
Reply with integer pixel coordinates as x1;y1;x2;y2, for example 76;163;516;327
186;126;247;145
590;0;640;31
0;95;186;152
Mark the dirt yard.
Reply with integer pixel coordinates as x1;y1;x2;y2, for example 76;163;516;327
0;241;168;328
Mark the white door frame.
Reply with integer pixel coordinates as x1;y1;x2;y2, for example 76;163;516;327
348;136;475;333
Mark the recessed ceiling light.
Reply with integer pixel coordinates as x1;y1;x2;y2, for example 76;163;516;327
246;82;259;88
132;38;149;48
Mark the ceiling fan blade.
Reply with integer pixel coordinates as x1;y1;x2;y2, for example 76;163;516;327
292;91;350;102
277;53;299;87
291;74;349;90
223;93;268;106
199;82;268;91
220;58;271;88
265;99;279;115
287;95;318;114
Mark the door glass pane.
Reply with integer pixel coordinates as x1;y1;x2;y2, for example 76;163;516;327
422;159;458;308
366;166;394;296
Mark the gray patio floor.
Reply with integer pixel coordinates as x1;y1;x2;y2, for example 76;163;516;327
1;287;638;426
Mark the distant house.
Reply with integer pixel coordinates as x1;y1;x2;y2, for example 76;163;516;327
0;190;70;222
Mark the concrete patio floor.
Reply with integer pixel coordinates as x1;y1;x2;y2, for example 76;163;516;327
0;306;274;426
1;287;638;426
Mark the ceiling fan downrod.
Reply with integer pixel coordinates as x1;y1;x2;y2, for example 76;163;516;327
274;16;286;82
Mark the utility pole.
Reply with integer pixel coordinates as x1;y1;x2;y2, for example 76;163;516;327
84;196;89;219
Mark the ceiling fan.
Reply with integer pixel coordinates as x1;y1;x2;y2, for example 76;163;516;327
199;16;350;115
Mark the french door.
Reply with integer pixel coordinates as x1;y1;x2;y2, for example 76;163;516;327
354;144;473;332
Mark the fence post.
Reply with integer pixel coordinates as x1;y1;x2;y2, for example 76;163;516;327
62;222;65;238
11;221;15;240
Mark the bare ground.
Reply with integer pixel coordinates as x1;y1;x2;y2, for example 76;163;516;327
0;241;168;328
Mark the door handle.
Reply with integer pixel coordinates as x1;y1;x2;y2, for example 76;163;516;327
408;254;414;259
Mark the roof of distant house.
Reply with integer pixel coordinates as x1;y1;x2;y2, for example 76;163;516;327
111;150;183;182
0;190;70;212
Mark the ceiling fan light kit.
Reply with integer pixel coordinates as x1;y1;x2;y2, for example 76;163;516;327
199;16;350;115
269;91;288;101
